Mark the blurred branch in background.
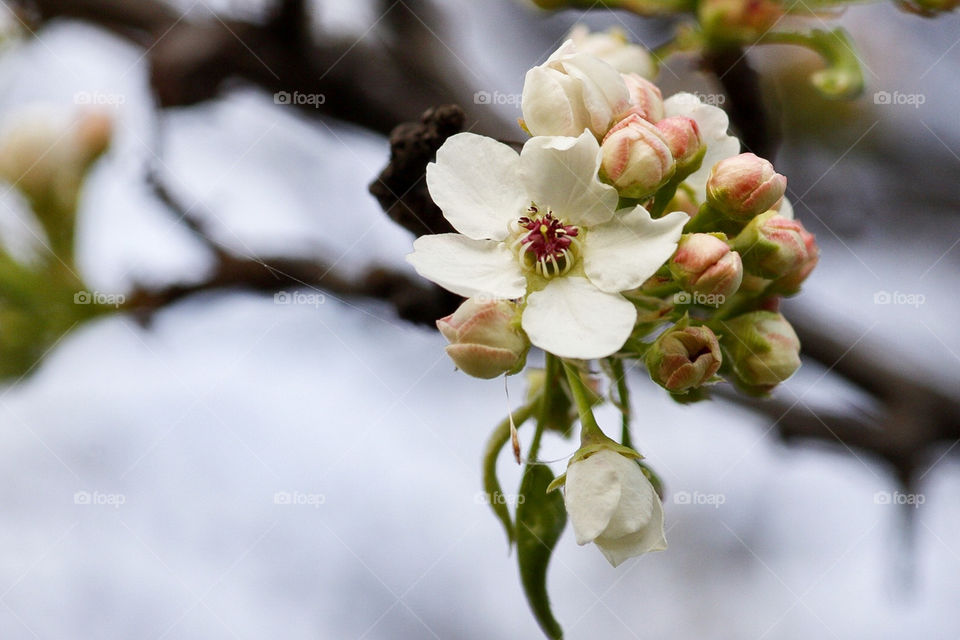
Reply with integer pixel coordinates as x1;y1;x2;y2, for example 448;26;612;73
3;0;958;498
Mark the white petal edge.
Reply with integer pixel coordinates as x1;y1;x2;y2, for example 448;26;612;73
521;276;636;359
407;234;526;299
519;132;619;228
426;133;528;241
594;497;667;568
778;197;794;220
564;451;622;545
583;207;688;293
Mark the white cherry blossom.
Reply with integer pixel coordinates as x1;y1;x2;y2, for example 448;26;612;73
407;131;688;359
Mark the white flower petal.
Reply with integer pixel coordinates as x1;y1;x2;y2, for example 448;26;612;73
521;66;587;139
521;277;636;359
778;197;794;220
560;52;630;135
519;132;618;228
583;207;688;293
601;455;657;539
564;451;622;545
426;133;528;241
407;234;526;299
594;496;667;567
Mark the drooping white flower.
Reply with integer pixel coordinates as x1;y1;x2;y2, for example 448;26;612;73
662;92;740;202
567;25;657;79
0;107;112;211
407;131;688;359
521;41;630;139
564;448;667;567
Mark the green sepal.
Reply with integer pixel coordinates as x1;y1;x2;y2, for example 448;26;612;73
569;441;644;466
545;472;567;494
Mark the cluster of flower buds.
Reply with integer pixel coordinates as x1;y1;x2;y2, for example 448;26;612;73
419;27;816;400
598;81;706;199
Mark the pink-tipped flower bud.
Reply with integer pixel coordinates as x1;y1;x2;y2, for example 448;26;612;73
436;297;529;379
619;73;664;123
774;225;819;294
670;233;743;300
732;212;814;280
646;324;722;393
655;116;704;172
706;152;787;220
721;311;801;390
601;114;675;199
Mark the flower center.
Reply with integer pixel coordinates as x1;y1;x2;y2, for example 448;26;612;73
510;204;581;278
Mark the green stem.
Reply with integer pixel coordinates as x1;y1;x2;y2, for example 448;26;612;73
710;282;775;324
529;354;561;462
562;361;606;445
483;397;538;545
608;358;633;449
642;281;681;299
684;203;725;233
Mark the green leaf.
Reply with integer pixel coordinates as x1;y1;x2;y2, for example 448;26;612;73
517;464;567;640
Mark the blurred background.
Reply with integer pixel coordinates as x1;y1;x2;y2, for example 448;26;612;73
0;0;958;638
